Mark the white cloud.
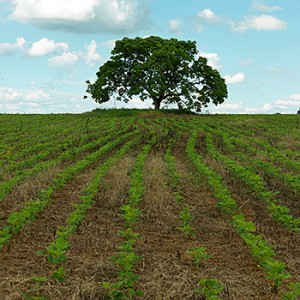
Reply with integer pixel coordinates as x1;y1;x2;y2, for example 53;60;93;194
261;103;273;112
48;52;80;67
23;89;50;101
84;40;101;66
252;0;282;12
100;39;117;50
0;86;99;113
28;38;68;57
218;102;242;111
168;19;182;34
238;58;253;65
0;36;26;55
197;9;220;23
10;0;97;22
224;72;245;84
0;87;22;100
232;15;287;32
275;94;300;108
195;8;221;33
199;51;221;70
244;107;259;113
9;0;150;34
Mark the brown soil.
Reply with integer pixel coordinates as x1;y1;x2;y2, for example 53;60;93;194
0;131;298;300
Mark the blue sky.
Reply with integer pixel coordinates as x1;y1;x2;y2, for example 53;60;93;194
0;0;299;114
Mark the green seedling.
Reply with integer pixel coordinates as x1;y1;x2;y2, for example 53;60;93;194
178;206;196;238
265;260;291;292
22;276;48;300
195;278;224;300
52;266;65;283
121;205;141;227
187;247;212;268
282;282;300;300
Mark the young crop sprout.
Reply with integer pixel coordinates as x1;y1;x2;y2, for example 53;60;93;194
178;205;196;238
195;279;224;300
187;247;212;268
22;276;48;300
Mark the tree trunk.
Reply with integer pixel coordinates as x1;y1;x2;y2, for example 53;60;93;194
153;98;161;110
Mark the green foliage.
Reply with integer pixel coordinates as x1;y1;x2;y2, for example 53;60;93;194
204;131;300;232
22;276;48;300
121;205;141;227
264;261;290;291
282;283;300;300
52;266;65;283
86;36;227;112
187;247;212;267
178;205;196;238
104;239;143;300
195;279;224;300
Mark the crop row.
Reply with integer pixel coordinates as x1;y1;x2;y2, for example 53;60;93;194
204;131;300;232
164;136;225;299
186;128;299;298
0;130;137;250
0;122;135;203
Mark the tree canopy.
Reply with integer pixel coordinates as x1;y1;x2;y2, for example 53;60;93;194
86;36;228;112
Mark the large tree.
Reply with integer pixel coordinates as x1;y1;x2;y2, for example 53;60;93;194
86;36;228;112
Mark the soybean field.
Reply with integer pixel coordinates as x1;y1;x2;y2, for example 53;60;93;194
0;110;299;299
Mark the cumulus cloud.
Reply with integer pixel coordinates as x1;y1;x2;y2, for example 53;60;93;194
0;86;99;113
199;51;221;70
100;39;117;50
9;0;150;34
261;103;273;111
0;87;22;100
0;87;50;113
251;0;282;12
47;40;101;67
195;8;221;33
218;102;242;111
23;89;50;101
231;15;287;32
244;107;259;113
168;19;182;34
0;36;26;55
197;9;220;23
224;72;245;84
275;94;300;108
84;40;101;66
27;38;68;57
48;52;80;67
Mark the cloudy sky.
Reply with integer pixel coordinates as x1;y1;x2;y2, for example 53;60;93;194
0;0;299;114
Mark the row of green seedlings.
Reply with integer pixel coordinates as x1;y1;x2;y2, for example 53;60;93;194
103;140;154;299
0;130;138;250
203;123;300;195
1;114;99;166
0;120;135;202
204;130;300;232
22;139;139;300
212;119;300;172
164;139;225;300
220;131;300;195
1;117;105;174
1;115;116;178
186;129;300;299
2;113;94;140
224;115;300;156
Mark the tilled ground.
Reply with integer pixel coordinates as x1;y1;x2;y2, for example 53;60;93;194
0;140;298;300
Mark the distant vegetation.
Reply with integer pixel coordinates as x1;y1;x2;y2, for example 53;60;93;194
86;36;227;112
0;111;299;299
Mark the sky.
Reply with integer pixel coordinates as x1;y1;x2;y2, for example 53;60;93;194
0;0;300;114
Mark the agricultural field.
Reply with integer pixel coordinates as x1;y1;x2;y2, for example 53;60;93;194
0;110;299;300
